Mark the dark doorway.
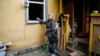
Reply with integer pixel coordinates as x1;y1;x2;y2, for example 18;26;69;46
74;0;83;34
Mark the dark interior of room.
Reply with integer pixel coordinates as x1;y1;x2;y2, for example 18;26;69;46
74;0;83;34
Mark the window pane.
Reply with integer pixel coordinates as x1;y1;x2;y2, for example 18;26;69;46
29;0;43;2
29;3;43;20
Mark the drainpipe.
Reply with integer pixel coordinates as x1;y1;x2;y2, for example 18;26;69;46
60;0;63;13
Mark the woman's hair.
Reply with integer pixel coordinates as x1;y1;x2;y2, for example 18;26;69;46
57;13;64;27
59;13;64;19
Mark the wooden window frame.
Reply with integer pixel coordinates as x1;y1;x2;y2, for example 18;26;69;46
24;0;47;23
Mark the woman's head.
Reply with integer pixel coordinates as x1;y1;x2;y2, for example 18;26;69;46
48;13;54;19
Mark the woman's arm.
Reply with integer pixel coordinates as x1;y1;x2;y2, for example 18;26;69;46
36;17;46;24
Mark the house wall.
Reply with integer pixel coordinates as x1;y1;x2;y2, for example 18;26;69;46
0;0;60;51
48;0;60;19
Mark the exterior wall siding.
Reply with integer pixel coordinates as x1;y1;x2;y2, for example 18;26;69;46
0;0;60;51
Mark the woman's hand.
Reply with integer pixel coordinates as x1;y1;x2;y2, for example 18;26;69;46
36;17;40;21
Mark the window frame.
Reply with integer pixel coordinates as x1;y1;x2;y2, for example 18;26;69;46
25;0;47;23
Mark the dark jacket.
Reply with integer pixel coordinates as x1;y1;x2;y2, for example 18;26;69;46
39;19;58;43
39;19;56;32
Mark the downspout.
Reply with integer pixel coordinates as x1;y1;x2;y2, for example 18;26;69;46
60;0;63;13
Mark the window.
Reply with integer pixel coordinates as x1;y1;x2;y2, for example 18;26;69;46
25;0;47;23
30;0;43;2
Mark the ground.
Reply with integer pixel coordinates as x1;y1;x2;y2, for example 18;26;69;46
7;48;48;56
6;48;70;56
17;49;47;56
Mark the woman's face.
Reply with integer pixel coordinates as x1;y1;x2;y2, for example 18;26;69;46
48;14;53;19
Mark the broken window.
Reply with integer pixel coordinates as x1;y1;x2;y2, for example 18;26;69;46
29;0;43;2
25;0;46;23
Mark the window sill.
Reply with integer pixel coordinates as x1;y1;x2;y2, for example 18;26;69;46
27;20;40;24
